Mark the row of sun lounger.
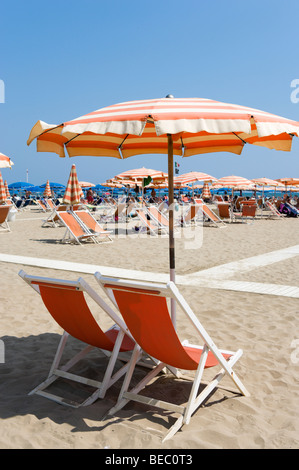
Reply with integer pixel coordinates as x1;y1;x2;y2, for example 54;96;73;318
19;269;249;441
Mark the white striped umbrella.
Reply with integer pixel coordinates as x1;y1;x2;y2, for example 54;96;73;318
4;180;10;198
174;171;217;186
27;96;299;323
251;177;284;187
115;167;167;183
201;181;212;199
0;171;7;203
63;164;84;205
0;153;14;169
79;181;95;188
217;175;255;189
43;180;52;197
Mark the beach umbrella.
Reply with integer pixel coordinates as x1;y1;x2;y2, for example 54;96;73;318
63;164;84;206
43;180;52;198
217;175;255;189
8;181;34;189
4;180;10;198
27;96;299;323
201;181;212;200
79;181;95;188
251;177;284;187
0;153;14;169
174;171;217;186
0;172;7;203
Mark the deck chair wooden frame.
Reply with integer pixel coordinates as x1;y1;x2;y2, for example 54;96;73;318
0;205;11;232
73;210;113;243
195;200;226;228
95;273;249;441
18;270;138;408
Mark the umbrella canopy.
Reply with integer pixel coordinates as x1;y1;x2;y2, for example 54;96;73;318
276;177;299;186
115;167;167;183
201;181;212;199
174;171;217;186
43;180;52;197
4;180;10;198
63;164;84;205
27;96;299;323
217;175;255;189
251;177;284;187
0;153;14;169
79;181;95;188
0;172;7;203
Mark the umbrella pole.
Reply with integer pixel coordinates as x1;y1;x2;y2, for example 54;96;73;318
168;134;176;327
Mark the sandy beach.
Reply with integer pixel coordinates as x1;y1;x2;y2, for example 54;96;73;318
1;204;299;449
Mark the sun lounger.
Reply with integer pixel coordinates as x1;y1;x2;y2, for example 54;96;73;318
146;205;178;233
36;199;50;212
56;211;100;244
195;199;226;228
265;200;286;219
217;202;233;222
135;208;169;236
95;273;249;441
0;205;11;232
235;202;257;223
18;270;138;407
180;204;201;226
73;210;113;243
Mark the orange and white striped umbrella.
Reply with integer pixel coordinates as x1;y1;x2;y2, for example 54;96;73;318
0;153;14;169
79;181;95;188
27;97;299;159
43;180;52;197
0;171;7;203
115;167;167;182
217;175;255;189
27;96;299;323
276;177;299;186
251;177;284;187
174;171;217;186
4;180;10;198
63;164;84;205
201;181;212;199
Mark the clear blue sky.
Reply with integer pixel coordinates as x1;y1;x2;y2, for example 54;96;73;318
1;0;298;186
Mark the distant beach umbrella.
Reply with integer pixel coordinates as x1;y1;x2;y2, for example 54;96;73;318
251;177;284;187
217;175;255;189
201;181;212;199
43;180;52;197
0;153;14;169
4;180;10;198
0;171;7;203
79;181;95;188
174;171;217;186
63;164;84;205
115;167;167;184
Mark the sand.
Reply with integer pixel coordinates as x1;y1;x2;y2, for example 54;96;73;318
0;204;299;449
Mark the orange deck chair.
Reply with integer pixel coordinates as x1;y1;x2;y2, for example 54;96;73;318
195;199;226;228
57;210;99;244
217;202;233;222
135;208;168;236
95;273;249;441
74;210;113;243
18;270;137;407
0;205;11;232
